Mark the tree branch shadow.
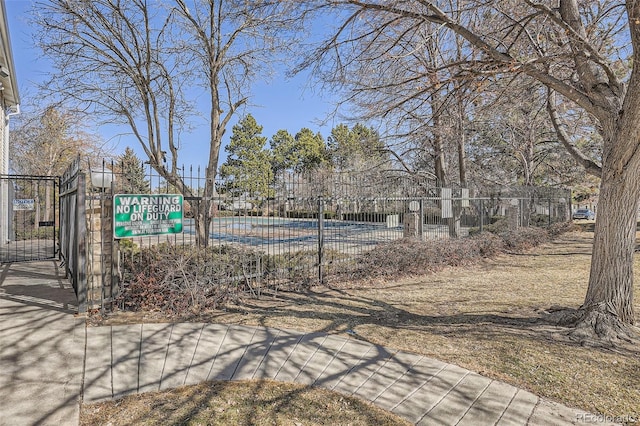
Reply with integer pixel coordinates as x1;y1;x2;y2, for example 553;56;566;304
232;287;640;357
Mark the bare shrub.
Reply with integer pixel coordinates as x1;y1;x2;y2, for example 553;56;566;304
343;232;505;279
118;243;265;314
548;221;581;236
500;227;551;252
343;225;569;280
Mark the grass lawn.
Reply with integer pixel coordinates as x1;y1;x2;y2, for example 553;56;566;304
81;380;411;426
83;231;640;424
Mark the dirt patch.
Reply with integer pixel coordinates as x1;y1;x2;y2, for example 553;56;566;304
90;231;640;421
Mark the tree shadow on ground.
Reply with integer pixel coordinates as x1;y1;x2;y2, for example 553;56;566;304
90;231;640;420
155;282;638;361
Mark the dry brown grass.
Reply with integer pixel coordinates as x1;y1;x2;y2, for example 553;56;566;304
89;231;640;423
80;380;411;426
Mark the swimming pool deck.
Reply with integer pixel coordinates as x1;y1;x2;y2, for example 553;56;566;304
130;217;465;256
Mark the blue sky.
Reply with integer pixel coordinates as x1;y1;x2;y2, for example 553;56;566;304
4;0;342;170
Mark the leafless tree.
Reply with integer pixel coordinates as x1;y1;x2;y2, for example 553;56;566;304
11;104;111;222
302;0;638;342
32;0;305;245
468;77;593;188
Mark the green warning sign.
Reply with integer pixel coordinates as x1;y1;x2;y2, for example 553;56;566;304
114;194;183;238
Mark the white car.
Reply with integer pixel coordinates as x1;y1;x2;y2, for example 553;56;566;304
572;209;595;220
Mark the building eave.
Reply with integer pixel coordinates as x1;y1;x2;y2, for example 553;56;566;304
0;0;19;108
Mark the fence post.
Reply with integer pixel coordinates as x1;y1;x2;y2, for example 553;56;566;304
317;197;324;285
480;199;484;233
76;171;87;314
419;198;425;239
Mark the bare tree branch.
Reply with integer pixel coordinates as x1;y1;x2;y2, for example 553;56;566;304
546;90;602;178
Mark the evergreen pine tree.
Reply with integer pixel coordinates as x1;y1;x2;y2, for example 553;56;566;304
220;114;274;198
117;147;150;193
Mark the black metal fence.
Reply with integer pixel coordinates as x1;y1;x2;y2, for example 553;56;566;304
60;159;572;311
0;175;58;263
59;158;87;312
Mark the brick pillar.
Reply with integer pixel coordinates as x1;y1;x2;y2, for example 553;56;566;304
86;194;114;310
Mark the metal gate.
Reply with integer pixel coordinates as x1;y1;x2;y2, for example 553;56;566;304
0;175;58;263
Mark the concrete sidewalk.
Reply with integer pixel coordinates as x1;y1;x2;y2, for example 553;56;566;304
0;261;84;426
83;322;598;425
1;260;616;425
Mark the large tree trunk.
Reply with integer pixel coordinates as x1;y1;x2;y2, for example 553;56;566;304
589;183;638;324
195;200;212;247
571;126;640;341
559;0;640;343
581;172;637;320
195;175;216;248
